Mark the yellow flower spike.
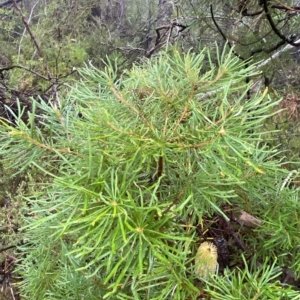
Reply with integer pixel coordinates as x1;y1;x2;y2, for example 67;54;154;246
195;241;218;279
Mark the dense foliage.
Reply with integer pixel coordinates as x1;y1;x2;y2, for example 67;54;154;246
1;1;300;299
1;47;300;299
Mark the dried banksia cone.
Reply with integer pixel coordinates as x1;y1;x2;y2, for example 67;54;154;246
195;241;218;279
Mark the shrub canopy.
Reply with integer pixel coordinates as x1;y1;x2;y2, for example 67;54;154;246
1;47;299;299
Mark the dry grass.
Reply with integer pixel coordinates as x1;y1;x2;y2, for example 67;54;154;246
277;93;300;121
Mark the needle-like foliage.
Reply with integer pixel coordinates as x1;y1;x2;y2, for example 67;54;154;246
0;46;298;299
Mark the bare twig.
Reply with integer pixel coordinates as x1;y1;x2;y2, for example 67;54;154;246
146;23;188;58
279;170;298;193
0;245;16;253
11;0;52;80
0;65;49;81
165;24;173;49
17;1;39;61
256;38;300;68
262;0;300;47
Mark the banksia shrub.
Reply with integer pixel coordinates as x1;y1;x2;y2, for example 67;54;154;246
1;47;298;299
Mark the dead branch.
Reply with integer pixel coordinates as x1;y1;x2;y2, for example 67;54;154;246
146;22;189;58
10;0;53;80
